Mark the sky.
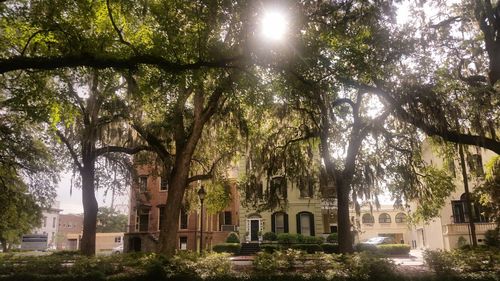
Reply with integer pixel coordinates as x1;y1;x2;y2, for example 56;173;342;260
56;173;129;215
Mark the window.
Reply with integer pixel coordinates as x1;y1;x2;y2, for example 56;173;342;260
379;213;391;223
271;176;287;199
468;154;484;177
223;211;232;225
52;217;56;228
115;236;122;243
158;206;166;231
43;217;47;227
160;176;168;191
395;213;407;223
179;210;188;229
272;212;288;234
296;212;314;236
138;176;148;192
299;180;314;198
330;225;338;233
179;237;188;250
362;213;375;224
452;194;489;223
137;208;149;232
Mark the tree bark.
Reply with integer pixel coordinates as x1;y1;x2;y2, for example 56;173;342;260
80;155;98;256
458;144;478;247
0;238;8;252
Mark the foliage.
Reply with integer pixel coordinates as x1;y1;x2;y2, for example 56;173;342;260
355;243;378;253
326;233;338;243
484;228;499;248
376;244;411;256
262;232;277;242
204;180;233;214
300;236;324;244
212;243;240;255
225;232;240;244
194;252;232;279
259;244;279;253
291;244;322;254
320;243;339;254
424;248;500;279
96;207;127;233
276;233;299;245
475;156;500;223
252;252;278;274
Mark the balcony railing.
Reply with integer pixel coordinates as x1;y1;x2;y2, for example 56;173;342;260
443;222;496;235
220;225;237;232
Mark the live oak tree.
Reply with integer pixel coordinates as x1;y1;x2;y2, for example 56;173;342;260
96;207;128;233
0;105;58;251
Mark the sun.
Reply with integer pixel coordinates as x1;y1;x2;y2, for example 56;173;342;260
261;10;288;41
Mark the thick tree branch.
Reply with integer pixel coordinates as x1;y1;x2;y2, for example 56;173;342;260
94;145;154;157
187;150;234;183
343;78;500;154
55;129;83;172
0;54;243;74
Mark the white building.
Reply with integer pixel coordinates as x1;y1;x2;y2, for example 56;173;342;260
409;144;497;250
31;201;62;249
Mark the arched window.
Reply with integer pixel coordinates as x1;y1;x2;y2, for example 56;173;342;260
296;211;315;236
362;213;375;224
271;212;289;234
378;213;391;223
395;213;407;223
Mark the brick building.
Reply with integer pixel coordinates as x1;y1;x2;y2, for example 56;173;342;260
124;164;240;252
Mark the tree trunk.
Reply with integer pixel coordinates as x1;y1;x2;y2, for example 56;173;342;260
80;158;98;256
0;238;7;252
336;178;353;253
458;144;478;247
158;165;189;256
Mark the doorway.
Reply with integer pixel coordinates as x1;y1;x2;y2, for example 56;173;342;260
249;219;260;241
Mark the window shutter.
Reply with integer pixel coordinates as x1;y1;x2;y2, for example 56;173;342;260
296;213;301;234
284;213;289;233
309;213;315;236
271;213;276;233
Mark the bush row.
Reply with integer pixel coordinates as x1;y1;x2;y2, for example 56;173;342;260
260;243;338;254
355;243;411;255
1;249;499;281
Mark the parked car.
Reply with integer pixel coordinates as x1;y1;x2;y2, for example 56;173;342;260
362;236;395;245
112;244;123;254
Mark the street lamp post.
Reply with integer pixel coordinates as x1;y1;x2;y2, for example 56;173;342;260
197;185;206;253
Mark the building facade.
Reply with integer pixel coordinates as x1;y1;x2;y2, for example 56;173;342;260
27;201;62;250
353;205;411;245
238;176;324;242
410;143;497;250
124;163;240;252
56;214;84;250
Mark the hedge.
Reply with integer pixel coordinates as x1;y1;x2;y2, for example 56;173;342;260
291;244;322;253
225;232;240;243
260;244;279;253
377;244;411;255
320;243;338;254
212;243;241;254
262;232;277;241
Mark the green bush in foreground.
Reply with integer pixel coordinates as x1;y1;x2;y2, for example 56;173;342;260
321;243;338;254
291;243;322;253
260;244;279;253
212;243;241;254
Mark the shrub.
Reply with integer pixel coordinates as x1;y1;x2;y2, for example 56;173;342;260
277;233;298;246
326;233;338;243
377;244;411;255
212;243;241;255
355;243;378;253
260;244;279;253
484;228;499;248
291;243;322;254
252;252;277;274
347;252;397;281
262;232;277;241
195;252;232;279
321;243;339;254
301;236;324;244
423;249;456;275
225;232;240;243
